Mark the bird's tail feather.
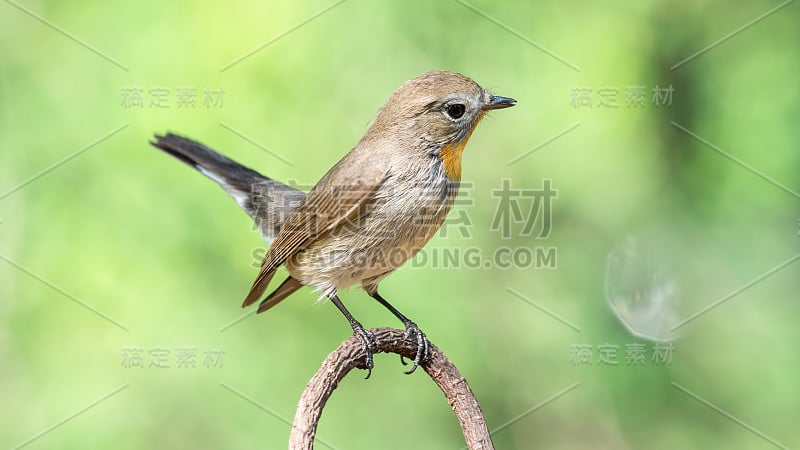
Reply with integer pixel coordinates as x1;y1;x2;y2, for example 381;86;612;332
150;132;306;241
256;276;303;313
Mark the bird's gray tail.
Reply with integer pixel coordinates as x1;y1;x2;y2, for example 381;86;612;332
150;133;305;241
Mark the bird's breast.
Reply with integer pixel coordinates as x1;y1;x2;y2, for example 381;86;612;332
286;161;459;291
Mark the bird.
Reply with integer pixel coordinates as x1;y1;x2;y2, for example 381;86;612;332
151;70;515;376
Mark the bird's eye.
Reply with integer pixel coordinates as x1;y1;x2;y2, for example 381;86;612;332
445;103;466;120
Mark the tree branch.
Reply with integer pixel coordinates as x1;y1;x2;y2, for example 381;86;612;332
289;327;494;449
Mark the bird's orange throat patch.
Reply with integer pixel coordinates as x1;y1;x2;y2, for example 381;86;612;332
440;116;483;180
440;140;466;180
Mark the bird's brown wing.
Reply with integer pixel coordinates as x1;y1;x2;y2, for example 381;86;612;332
242;167;389;308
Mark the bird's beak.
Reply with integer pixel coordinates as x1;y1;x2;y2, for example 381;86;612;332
482;95;517;111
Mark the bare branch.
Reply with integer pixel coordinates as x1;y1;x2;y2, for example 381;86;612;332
290;327;494;449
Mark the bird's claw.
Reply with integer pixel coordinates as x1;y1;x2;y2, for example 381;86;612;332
400;321;429;374
352;324;379;379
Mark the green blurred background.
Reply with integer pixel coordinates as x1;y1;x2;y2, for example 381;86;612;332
1;1;798;448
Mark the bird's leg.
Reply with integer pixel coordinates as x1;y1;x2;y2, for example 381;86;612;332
328;293;378;379
369;291;429;374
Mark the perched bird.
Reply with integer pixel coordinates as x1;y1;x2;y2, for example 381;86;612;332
151;70;515;376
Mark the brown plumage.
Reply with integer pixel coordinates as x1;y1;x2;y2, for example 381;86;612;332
151;70;515;375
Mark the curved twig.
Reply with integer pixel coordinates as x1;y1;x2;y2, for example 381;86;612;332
289;327;494;449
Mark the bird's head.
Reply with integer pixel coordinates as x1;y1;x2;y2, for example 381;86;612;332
368;70;516;180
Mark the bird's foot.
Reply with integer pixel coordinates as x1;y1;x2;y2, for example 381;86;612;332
351;323;379;379
399;321;429;374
